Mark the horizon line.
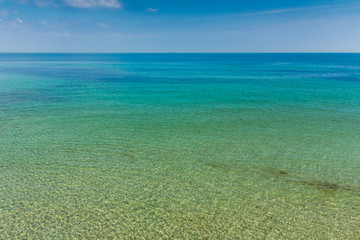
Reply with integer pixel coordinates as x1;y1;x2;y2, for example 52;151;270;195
1;52;360;54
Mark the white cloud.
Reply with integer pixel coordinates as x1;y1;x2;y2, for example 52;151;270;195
39;20;49;26
96;22;109;28
146;8;158;12
35;0;58;7
15;18;23;23
16;0;28;4
63;0;121;9
0;10;8;18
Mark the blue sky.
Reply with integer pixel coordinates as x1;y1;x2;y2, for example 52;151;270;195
0;0;359;52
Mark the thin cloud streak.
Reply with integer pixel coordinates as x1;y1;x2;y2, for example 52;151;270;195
34;0;58;7
63;0;121;9
241;3;360;17
146;8;158;12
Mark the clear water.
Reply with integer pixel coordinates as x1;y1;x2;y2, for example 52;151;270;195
0;54;359;239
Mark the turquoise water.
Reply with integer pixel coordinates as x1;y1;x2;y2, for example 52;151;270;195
0;54;360;239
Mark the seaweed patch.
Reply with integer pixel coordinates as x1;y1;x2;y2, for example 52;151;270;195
205;162;231;173
264;168;289;177
179;216;195;222
300;181;341;190
120;151;137;159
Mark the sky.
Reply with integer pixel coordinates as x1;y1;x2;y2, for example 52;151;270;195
0;0;360;52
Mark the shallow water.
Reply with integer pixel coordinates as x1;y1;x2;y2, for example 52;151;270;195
1;54;360;239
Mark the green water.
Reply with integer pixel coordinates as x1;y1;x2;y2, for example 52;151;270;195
0;54;360;239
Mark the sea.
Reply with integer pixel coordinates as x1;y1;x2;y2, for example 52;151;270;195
0;53;359;239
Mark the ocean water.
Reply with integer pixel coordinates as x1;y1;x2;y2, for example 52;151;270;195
0;53;359;239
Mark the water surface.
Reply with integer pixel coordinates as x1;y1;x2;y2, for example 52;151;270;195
1;53;360;239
